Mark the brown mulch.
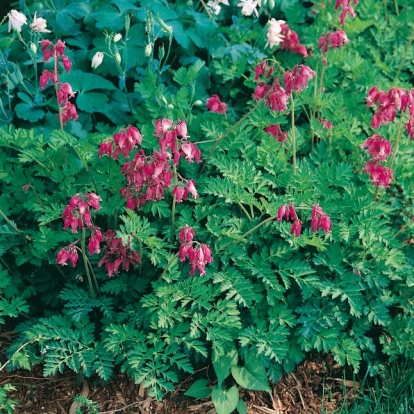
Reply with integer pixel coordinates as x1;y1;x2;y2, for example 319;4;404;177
1;332;356;414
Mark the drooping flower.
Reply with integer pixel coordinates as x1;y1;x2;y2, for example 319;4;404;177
7;10;27;32
290;219;302;237
265;124;288;144
360;134;392;162
265;19;285;48
30;12;51;33
280;24;308;58
237;0;260;17
320;118;333;129
91;51;104;69
179;225;196;244
310;204;332;234
206;94;228;114
56;242;79;267
335;0;358;25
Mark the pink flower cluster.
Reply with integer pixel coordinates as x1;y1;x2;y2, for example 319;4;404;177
57;193;103;268
38;40;77;125
361;134;394;188
178;225;213;276
99;119;201;211
62;193;102;233
280;24;308;58
98;125;142;160
277;203;332;237
318;29;349;53
334;0;358;25
367;86;414;139
97;229;141;277
253;64;315;112
311;204;332;233
284;65;316;95
206;95;228;114
56;241;79;268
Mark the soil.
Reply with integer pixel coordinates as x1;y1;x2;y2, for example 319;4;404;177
1;332;356;414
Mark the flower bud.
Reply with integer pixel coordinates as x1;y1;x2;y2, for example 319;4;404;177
193;100;203;106
154;15;173;36
113;33;122;43
158;45;165;61
114;52;121;64
145;43;152;57
91;51;104;69
167;104;174;109
29;42;37;54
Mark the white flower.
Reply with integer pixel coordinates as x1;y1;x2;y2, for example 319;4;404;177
237;0;259;17
265;18;285;48
91;51;104;69
7;10;27;33
30;12;51;33
207;0;229;15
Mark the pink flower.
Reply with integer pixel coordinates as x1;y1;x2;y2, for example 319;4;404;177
318;29;349;53
311;204;332;234
280;24;308;58
254;61;268;80
335;0;358;25
292;65;315;93
88;227;103;255
179;225;196;243
61;102;78;125
290;219;302;237
320;119;333;129
184;180;198;200
181;142;201;163
56;244;78;267
98;140;113;157
172;185;186;203
276;204;287;222
87;193;102;210
39;70;55;89
253;82;270;100
206;95;228;114
360;134;392;161
266;84;289;111
265;125;288;144
39;40;54;62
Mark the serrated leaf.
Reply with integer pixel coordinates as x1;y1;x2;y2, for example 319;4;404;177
15;103;44;122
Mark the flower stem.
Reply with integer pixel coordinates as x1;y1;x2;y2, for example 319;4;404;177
389;114;405;169
291;93;297;176
394;28;414;82
81;228;95;298
200;90;272;174
0;209;32;241
236;215;277;242
238;202;252;220
171;163;178;243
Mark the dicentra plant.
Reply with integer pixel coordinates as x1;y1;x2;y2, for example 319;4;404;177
0;1;413;413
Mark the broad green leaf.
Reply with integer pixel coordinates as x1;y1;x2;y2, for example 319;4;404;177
212;385;239;414
213;347;238;386
231;352;271;392
237;400;247;414
184;379;212;399
15;104;44;122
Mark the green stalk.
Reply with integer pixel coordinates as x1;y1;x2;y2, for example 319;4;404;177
0;209;32;241
237;202;252;220
389;114;405;169
235;215;276;242
81;229;95;298
171;163;178;243
311;62;319;147
394;0;399;14
394;29;414;82
200;89;272;174
291;93;297;176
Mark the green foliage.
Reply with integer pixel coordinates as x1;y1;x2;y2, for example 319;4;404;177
0;385;18;414
0;0;413;408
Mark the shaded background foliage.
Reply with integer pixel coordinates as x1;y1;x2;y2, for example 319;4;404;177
0;0;413;409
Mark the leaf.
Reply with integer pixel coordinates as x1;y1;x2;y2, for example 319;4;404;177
231;352;271;392
77;92;109;113
237;400;247;414
15;103;44;122
184;379;212;399
213;347;238;387
212;385;239;414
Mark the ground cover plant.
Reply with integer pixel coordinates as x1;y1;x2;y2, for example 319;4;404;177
0;0;413;412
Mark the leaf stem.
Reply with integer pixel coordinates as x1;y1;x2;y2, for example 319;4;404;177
171;163;178;243
237;202;252;220
236;215;277;242
394;28;414;82
389;113;405;169
0;209;32;241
